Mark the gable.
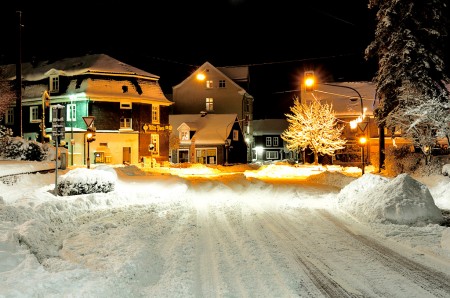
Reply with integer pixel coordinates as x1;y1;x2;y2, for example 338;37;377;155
173;61;248;93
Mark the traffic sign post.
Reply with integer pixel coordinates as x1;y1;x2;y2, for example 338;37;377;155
51;105;66;195
83;116;96;169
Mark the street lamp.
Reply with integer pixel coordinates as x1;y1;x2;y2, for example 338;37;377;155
303;72;368;170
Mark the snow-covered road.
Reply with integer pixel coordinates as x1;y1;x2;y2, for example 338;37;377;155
1;165;450;297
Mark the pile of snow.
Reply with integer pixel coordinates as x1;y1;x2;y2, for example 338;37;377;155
338;173;444;225
57;167;117;196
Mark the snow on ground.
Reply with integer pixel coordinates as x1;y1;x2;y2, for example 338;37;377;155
0;161;449;297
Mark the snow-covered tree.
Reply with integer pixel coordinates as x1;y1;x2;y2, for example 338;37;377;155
365;0;449;148
386;91;450;163
281;96;346;165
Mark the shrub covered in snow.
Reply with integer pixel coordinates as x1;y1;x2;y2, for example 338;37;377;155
443;164;450;176
57;167;117;196
0;126;48;161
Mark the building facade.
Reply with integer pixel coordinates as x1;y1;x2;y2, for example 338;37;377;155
0;54;173;166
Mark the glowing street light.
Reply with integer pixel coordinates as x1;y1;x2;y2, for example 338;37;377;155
303;71;369;172
304;71;315;92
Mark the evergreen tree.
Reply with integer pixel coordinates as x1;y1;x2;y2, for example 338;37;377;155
281;96;346;165
365;0;450;145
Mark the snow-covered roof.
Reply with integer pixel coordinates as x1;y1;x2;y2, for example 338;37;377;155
252;119;288;136
0;53;160;81
172;61;249;94
217;66;249;83
169;114;238;145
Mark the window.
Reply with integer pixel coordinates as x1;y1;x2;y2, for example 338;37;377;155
5;108;14;124
266;137;272;146
206;98;214;111
266;151;279;159
30;106;39;122
206;80;213;89
273;137;279;146
219;80;226;88
151;134;159;155
66;104;76;121
233;129;239;141
180;131;190;141
49;75;59;93
120;117;132;129
120;102;132;109
152;105;160;124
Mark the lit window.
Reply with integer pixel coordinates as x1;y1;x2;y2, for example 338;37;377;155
219;80;226;88
266;137;272;146
5;108;14;124
30;106;40;122
273;137;279;146
120;117;132;129
180;131;190;141
66;104;76;122
49;75;59;93
152;105;160;124
120;102;132;109
266;151;279;159
233;130;239;141
206;80;213;88
206;98;214;111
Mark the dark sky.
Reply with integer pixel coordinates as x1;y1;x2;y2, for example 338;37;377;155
1;0;377;118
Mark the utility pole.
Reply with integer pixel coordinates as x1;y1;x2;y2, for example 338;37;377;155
15;11;23;137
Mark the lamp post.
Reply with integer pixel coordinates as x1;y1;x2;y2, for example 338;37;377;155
303;71;368;172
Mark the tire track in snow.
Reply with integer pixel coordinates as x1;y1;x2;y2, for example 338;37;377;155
318;210;450;297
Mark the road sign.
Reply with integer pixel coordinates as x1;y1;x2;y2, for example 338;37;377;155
83;116;95;127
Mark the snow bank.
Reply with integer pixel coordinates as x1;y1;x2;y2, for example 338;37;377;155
338;173;444;225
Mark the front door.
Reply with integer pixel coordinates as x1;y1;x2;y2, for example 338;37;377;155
123;147;131;164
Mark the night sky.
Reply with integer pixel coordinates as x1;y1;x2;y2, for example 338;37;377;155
1;0;377;118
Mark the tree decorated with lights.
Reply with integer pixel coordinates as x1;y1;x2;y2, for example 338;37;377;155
365;0;450;161
281;96;346;165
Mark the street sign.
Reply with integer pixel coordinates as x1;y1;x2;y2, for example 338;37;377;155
52;105;66;138
83;116;95;127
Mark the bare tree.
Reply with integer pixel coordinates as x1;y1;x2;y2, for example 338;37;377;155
281;96;346;165
0;80;15;121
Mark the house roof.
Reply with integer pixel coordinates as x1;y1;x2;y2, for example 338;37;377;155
169;114;238;145
0;53;160;81
172;61;251;96
0;54;172;105
217;66;249;83
252;119;288;136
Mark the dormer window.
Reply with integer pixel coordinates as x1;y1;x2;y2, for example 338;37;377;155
49;75;59;93
180;131;190;141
